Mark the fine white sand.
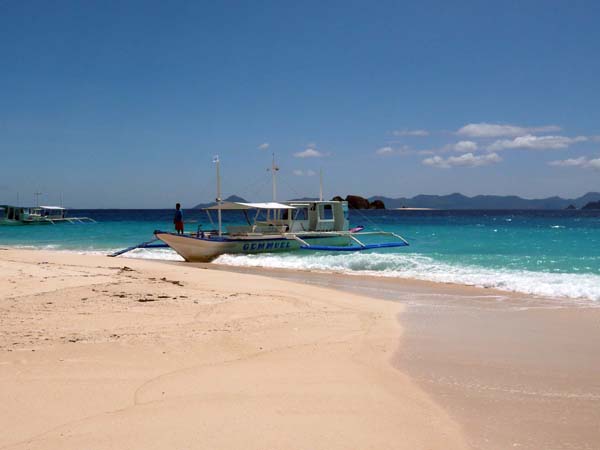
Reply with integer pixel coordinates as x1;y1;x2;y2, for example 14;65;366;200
0;249;466;449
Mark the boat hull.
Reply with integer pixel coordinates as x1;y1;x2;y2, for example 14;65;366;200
155;231;352;262
0;219;25;226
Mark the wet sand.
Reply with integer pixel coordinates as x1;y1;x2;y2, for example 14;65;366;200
200;263;600;450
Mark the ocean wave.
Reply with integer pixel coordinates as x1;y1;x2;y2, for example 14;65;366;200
214;252;600;302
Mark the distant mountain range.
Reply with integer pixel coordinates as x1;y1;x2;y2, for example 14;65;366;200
193;195;248;209
369;192;600;210
193;192;600;210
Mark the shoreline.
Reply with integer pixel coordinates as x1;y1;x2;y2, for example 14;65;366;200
170;260;600;449
196;260;600;449
185;260;599;309
2;250;599;449
3;245;599;304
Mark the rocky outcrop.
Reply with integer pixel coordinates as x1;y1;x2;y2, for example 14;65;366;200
332;195;386;209
369;199;385;210
346;195;371;210
565;204;577;210
582;201;600;210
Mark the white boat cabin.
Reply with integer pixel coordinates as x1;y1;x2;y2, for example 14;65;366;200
205;201;350;235
29;206;67;220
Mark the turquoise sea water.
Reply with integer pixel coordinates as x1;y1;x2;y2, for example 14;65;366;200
1;209;599;301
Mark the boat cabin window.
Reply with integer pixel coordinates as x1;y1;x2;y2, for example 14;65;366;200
320;204;334;220
293;208;308;220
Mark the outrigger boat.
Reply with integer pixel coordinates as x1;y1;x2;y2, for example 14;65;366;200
153;200;408;262
120;155;408;262
0;205;95;225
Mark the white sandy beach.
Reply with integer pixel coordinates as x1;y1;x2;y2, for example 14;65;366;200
0;249;467;449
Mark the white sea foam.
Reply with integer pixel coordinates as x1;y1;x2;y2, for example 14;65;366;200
118;247;184;261
7;244;598;302
214;252;600;302
4;244;185;261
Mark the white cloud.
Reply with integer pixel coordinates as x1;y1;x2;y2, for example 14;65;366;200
293;169;317;176
548;157;587;167
375;146;394;156
453;140;478;152
375;145;414;156
294;148;328;158
423;152;502;169
548;156;600;171
392;129;429;137
487;135;587;151
457;123;561;138
258;142;270;150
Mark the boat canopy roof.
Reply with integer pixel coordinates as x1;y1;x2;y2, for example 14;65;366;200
39;206;66;210
205;201;296;211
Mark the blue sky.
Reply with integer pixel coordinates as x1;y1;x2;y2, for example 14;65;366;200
1;0;599;208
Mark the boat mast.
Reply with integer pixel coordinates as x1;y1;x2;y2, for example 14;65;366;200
319;168;323;201
34;191;42;207
270;152;279;202
214;155;222;236
269;153;280;221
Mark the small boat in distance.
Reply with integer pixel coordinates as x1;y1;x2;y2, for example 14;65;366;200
0;205;96;225
148;155;409;262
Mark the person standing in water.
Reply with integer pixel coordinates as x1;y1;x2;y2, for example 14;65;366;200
173;203;184;234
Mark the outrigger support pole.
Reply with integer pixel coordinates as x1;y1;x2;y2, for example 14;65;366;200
287;234;310;247
109;238;169;257
347;233;366;248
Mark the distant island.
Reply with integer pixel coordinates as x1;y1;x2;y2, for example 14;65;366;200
370;192;600;210
582;200;600;210
193;195;248;209
193;192;600;210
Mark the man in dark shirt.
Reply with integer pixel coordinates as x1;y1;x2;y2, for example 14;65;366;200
174;203;184;234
